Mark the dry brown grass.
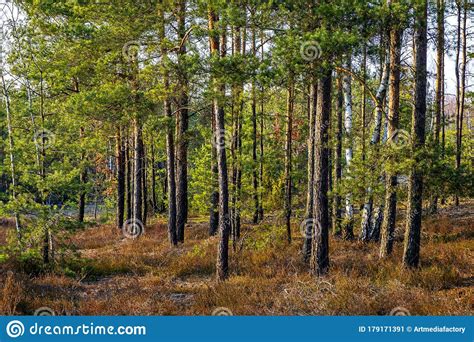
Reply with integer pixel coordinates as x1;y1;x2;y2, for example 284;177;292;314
0;271;23;315
0;202;472;316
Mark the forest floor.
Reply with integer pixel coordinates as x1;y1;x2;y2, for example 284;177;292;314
0;202;473;316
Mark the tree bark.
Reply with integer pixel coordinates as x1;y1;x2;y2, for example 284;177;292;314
251;23;260;224
125;133;132;221
132;118;143;227
380;3;402;258
78;126;87;223
455;0;466;206
76;65;87;223
212;17;231;281
230;22;244;245
303;75;317;262
130;44;143;230
430;0;444;214
116;126;126;229
176;0;189;243
332;75;343;236
342;57;354;239
1;74;21;237
165;96;177;246
159;0;177;245
311;69;332;277
141;143;148;225
361;42;367;162
150;139;157;214
360;52;390;241
403;0;427;268
208;8;219;237
284;71;295;244
258;29;265;222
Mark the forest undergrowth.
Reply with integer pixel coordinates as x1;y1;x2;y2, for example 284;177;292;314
0;201;472;316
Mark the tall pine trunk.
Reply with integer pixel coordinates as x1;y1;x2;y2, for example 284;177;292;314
455;0;466;206
116;126;126;229
132;118;143;226
208;8;231;281
141;143;148;225
165;95;177;246
230;23;244;245
311;69;332;276
251;23;259;224
332;75;343;236
150;140;157;213
430;0;444;214
208;8;219;237
380;2;402;258
125;133;132;221
403;0;427;268
258;30;265;221
303;75;317;262
284;71;294;244
159;0;177;245
176;0;189;243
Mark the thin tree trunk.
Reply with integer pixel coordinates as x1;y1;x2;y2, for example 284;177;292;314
251;22;259;224
371;112;390;243
303;75;317;262
342;57;354;239
1;75;21;237
212;16;231;281
231;23;244;246
403;0;427;268
284;71;295;244
360;52;390;241
38;73;51;263
208;8;219;237
125;133;132;221
311;70;332;277
130;42;143;229
380;4;402;258
176;0;189;243
78;126;87;222
142;143;148;225
455;0;466;206
159;0;177;245
258;29;265;221
165;96;177;245
150;139;157;214
361;42;367;163
26;84;41;172
116;126;126;229
132;118;143;227
430;0;445;214
332;75;343;236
